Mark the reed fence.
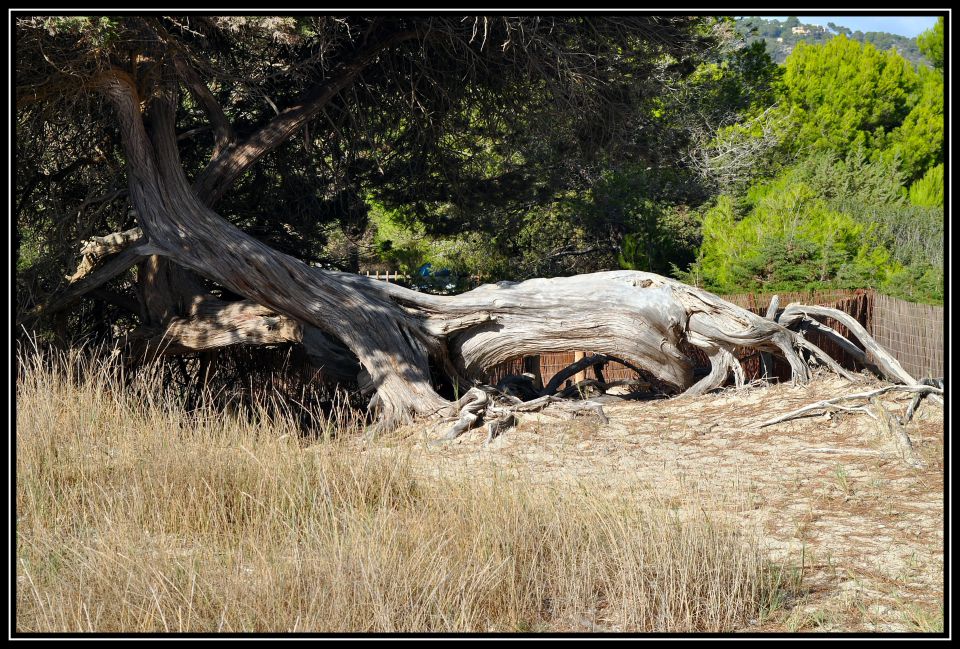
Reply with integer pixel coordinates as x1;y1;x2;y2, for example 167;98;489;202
872;293;944;380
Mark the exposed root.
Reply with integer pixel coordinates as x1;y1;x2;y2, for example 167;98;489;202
792;335;861;383
484;413;517;445
872;398;924;468
442;387;490;439
683;345;737;396
751;382;943;467
905;378;944;423
439;381;610;442
755;384;943;429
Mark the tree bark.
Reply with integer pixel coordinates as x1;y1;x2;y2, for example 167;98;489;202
99;70;449;428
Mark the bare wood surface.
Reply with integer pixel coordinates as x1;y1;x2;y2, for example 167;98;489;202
756;384;943;429
780;304;916;385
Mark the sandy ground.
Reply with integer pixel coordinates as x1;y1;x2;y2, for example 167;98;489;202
350;375;945;633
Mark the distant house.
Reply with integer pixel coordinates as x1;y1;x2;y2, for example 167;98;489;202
776;37;784;42
791;26;810;35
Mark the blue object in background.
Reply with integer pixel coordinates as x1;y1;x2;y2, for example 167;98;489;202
418;263;432;277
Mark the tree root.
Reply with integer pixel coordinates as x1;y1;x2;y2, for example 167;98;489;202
752;383;942;467
755;384;943;429
440;383;609;441
442;387;490;439
905;378;944;423
872;398;924;468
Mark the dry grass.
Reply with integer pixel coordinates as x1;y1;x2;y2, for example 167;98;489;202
15;348;789;633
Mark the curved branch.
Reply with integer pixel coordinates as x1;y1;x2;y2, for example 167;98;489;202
542;354;611;396
780;304;916;385
191;27;423;205
100;69;450;427
23;240;151;322
172;55;235;158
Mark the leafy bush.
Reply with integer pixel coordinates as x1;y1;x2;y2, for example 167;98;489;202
686;177;899;294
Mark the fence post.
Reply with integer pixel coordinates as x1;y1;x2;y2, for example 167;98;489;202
573;350;586;385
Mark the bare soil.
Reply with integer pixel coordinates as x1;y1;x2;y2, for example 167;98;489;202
350;375;945;633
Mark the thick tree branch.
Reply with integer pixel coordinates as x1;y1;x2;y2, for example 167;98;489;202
100;69;449;428
192;27;422;205
172;55;235;158
20;229;151;324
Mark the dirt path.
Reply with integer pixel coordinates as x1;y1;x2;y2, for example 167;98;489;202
354;375;945;632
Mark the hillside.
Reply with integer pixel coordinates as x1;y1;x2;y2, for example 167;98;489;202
736;17;931;68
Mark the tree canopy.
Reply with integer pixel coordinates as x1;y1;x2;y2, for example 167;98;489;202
683;18;944;304
16;15;725;335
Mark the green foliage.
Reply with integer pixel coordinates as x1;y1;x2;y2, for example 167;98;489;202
886;65;944;182
679;28;943;304
788;147;905;209
363;198;508;286
685;41;782;117
41;16;121;49
908;164;943;208
504;165;702;279
17;224;43;273
917;17;944;70
685;142;943;303
782;36;918;154
687;181;897;294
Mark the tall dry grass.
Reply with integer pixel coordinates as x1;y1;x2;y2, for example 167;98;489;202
16;347;789;633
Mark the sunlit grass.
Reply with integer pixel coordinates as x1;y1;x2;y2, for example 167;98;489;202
16;348;788;632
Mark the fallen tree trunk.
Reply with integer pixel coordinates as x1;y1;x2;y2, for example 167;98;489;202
75;66;930;437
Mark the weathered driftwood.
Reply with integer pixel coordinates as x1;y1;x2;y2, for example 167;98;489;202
755;384;943;429
31;69;934;438
442;387;490;439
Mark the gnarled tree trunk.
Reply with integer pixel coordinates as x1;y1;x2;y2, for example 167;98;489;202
56;65;921;436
